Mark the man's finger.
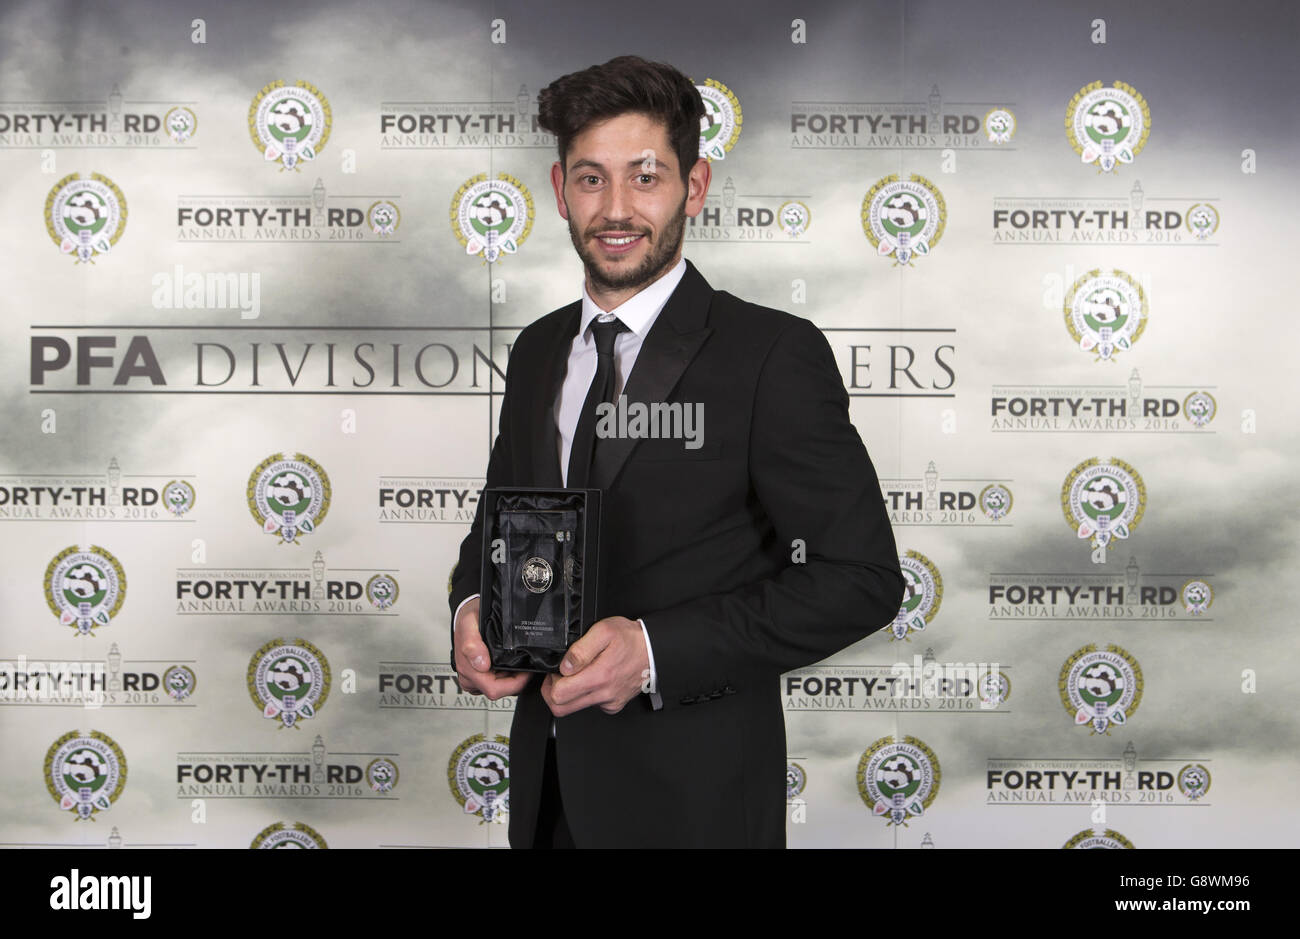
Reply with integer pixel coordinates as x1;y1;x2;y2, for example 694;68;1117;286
547;658;610;707
455;669;485;694
560;620;614;676
458;636;491;673
454;600;491;673
541;674;573;716
548;683;618;717
545;666;626;716
469;669;530;701
489;674;531;700
452;613;490;672
543;672;608;718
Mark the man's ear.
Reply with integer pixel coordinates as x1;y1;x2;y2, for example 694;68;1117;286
550;161;569;220
685;157;711;218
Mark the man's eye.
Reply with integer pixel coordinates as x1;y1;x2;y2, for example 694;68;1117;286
637;174;655;184
583;175;601;185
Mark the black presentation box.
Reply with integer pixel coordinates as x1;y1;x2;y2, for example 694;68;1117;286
479;487;602;673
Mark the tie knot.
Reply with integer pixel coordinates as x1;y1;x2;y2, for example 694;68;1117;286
589;317;629;357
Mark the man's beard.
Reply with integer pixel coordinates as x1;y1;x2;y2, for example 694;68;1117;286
567;193;687;294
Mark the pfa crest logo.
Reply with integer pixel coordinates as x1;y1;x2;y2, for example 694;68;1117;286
1186;203;1220;241
857;736;941;827
45;173;127;263
251;821;328;848
1063;828;1134;849
983;107;1016;144
247;453;331;544
522;557;553;594
248;639;331;729
366;758;400;794
163;665;197;702
45;730;126;820
777;201;812;238
365;574;400;610
695;78;742;161
892;550;943;640
1065;270;1147;362
449;734;510;823
1059;644;1143;735
366;200;401;237
1061;457;1146;559
164;106;198;144
162;479;197;516
450;173;534;263
978;670;1012;708
1177;764;1211;801
248;80;331;170
1067;81;1150;173
1181;579;1213;615
979;483;1014;521
861;174;946;266
785;762;806;800
1182;391;1216;428
45;545;126;636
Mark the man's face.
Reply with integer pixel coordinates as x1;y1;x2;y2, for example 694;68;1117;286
551;112;709;298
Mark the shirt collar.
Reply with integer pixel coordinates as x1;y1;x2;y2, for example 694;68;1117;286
578;257;687;342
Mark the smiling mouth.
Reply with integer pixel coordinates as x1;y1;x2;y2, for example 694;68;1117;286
593;232;645;252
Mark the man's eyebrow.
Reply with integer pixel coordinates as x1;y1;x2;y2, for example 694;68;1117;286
568;156;677;174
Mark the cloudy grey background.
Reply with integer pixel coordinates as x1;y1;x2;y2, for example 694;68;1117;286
1;0;1296;847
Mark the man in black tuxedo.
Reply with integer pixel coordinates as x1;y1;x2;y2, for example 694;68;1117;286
449;55;903;848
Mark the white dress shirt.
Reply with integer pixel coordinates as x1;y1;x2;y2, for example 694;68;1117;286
454;257;686;714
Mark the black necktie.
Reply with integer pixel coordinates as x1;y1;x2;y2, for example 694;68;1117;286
567;316;629;489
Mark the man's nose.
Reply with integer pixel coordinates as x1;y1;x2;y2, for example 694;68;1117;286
601;179;632;222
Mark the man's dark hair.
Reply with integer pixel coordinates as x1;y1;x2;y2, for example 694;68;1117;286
538;55;705;185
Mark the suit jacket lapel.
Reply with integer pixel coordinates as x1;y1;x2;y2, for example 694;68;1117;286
591;260;714;491
526;303;577;489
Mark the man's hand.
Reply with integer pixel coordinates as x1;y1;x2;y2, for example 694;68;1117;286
453;597;531;699
541;616;649;717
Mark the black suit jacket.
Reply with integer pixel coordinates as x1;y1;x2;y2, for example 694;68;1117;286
448;259;903;847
